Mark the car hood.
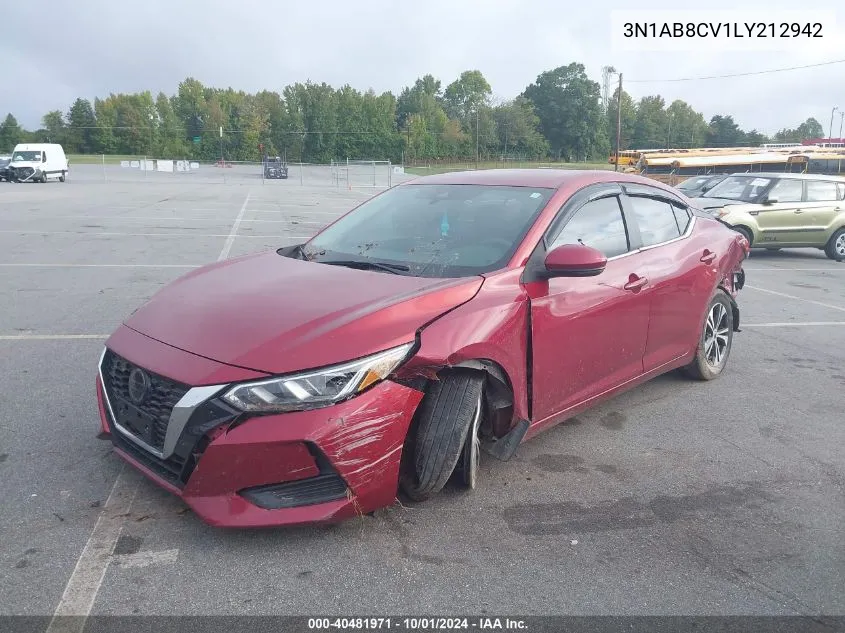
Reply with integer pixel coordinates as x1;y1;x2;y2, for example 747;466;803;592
695;197;751;212
9;161;42;169
123;251;483;375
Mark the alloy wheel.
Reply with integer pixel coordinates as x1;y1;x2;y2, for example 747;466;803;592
836;233;845;257
704;302;730;369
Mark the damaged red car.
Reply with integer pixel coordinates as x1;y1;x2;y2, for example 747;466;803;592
96;169;748;527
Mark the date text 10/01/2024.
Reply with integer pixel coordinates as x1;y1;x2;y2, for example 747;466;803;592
623;22;823;38
307;618;528;630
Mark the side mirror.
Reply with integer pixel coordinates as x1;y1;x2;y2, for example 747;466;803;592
762;196;777;205
542;244;607;278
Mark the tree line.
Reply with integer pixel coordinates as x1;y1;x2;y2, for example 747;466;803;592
0;63;826;163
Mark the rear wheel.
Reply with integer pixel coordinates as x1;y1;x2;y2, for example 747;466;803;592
683;290;734;381
824;228;845;261
399;370;485;502
59;171;66;182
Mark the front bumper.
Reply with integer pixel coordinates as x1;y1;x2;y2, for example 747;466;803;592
97;328;423;528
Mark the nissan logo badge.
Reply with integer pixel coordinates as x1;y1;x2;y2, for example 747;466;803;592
127;368;150;404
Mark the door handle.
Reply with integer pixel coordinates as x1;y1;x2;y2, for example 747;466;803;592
623;275;648;292
700;250;717;264
793;209;803;214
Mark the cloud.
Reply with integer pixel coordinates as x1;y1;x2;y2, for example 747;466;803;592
1;0;843;135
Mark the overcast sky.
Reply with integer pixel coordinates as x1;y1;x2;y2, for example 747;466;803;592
2;0;844;135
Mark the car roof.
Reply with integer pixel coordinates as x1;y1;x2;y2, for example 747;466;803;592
725;171;845;182
400;168;676;191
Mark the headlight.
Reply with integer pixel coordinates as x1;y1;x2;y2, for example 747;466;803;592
221;342;414;413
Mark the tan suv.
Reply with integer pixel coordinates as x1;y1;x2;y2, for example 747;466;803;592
695;172;845;261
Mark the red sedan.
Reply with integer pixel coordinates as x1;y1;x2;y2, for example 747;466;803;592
96;169;748;527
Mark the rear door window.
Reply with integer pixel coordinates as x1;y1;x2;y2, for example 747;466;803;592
627;196;683;247
768;178;803;203
805;181;839;202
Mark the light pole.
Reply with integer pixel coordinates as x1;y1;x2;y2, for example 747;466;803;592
839;111;844;140
829;106;839;141
613;71;622;172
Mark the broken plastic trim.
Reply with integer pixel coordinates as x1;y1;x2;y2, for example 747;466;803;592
481;419;529;461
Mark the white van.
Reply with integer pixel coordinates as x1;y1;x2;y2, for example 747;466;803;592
8;143;69;183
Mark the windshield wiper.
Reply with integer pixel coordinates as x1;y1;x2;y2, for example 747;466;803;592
319;259;411;274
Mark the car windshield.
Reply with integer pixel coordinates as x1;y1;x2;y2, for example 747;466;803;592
701;175;772;202
677;176;713;191
299;184;554;278
13;151;42;162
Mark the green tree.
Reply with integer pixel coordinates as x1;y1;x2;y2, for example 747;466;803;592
66;98;97;153
0;113;23;151
632;95;667;149
174;77;209;156
665;100;708;149
443;70;492;123
606;87;636;151
156;92;188;157
92;98;118;154
705;115;746;147
522;63;605;160
774;117;824;143
41;110;66;145
397;74;442;129
744;129;769;146
493;97;549;159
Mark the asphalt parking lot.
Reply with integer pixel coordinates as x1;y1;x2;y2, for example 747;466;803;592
1;167;844;620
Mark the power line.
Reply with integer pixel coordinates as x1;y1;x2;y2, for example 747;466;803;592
626;58;845;83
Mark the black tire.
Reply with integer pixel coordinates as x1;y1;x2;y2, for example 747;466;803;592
683;290;734;381
824;228;845;261
59;171;66;182
399;369;484;502
733;226;753;246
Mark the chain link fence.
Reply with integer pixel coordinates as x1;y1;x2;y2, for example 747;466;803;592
60;155;405;187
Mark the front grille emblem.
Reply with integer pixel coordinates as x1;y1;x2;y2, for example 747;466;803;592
127;367;150;404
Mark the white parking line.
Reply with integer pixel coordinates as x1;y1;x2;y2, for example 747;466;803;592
743;322;845;327
744;268;844;272
46;467;138;631
111;549;179;569
745;284;845;313
218;192;251;261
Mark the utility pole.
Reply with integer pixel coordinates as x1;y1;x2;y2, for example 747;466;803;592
666;114;673;149
475;108;479;170
614;73;623;172
839;111;844;140
829;106;839;141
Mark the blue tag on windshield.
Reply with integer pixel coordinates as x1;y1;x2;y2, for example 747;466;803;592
440;212;450;237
